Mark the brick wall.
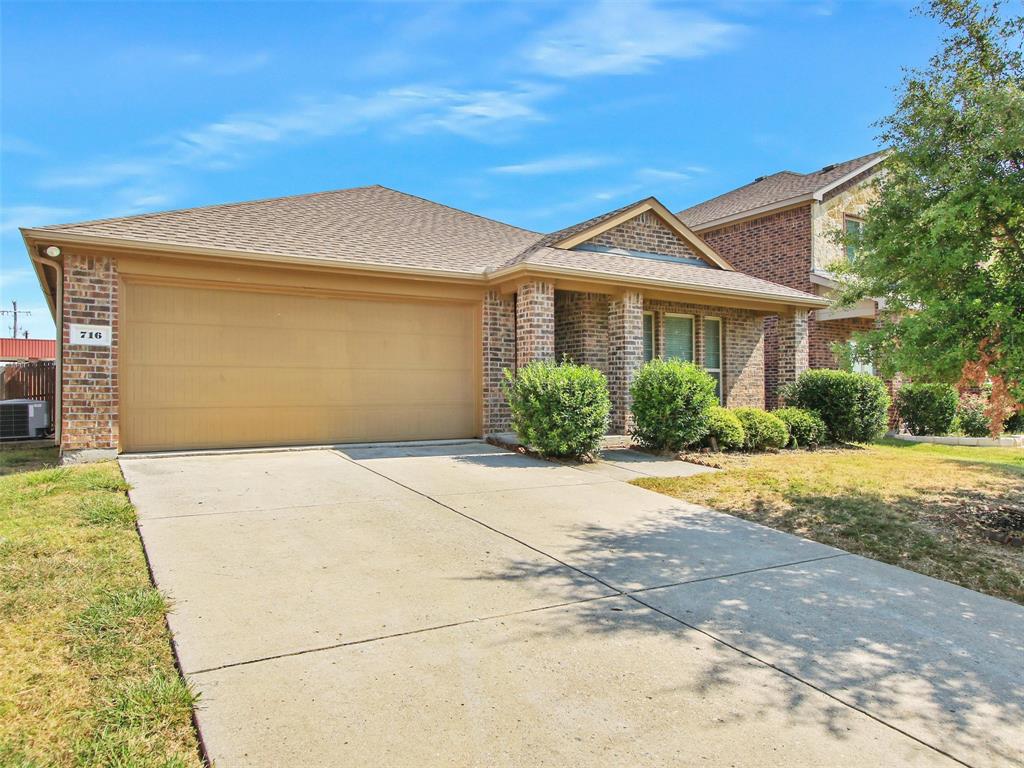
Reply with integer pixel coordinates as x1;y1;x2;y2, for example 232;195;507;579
554;291;609;373
61;251;119;452
584;211;706;263
698;206;814;292
482;290;515;433
809;315;875;369
607;291;644;433
775;310;809;406
515;280;555;367
644;299;765;408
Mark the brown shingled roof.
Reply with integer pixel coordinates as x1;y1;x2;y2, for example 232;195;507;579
24;184;825;307
677;151;886;229
34;185;543;274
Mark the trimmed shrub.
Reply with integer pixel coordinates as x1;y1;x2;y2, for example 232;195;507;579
502;361;611;459
630;359;717;451
894;383;958;435
732;407;789;451
956;394;990;437
788;370;891;443
702;406;746;451
774;407;828;448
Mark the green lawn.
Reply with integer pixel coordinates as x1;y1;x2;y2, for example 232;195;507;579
0;448;202;767
634;439;1024;604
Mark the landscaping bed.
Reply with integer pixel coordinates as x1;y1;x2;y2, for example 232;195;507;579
635;439;1024;604
0;447;202;767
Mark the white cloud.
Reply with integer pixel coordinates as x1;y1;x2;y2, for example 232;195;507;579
636;167;693;182
39;83;554;192
1;134;46;156
523;0;742;78
0;205;82;233
117;46;271;76
0;268;35;290
490;153;611;175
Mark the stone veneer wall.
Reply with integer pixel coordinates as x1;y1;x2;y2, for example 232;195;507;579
584;211;706;263
553;291;609;373
644;299;766;408
62;251;120;452
482;290;515;434
607;291;644;433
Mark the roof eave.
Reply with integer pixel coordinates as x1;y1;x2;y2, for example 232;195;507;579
19;228;491;285
811;153;889;200
489;261;829;310
688;193;816;232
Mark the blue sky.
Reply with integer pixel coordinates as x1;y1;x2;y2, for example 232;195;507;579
1;0;942;338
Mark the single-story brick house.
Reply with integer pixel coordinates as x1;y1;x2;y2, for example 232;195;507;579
23;186;826;459
677;151;887;406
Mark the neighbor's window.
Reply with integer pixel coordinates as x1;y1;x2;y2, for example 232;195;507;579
845;216;864;262
664;314;695;362
642;312;655;362
703;317;723;401
848;340;875;376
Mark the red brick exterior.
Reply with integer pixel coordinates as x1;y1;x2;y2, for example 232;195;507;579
584;211;707;263
482;290;515;434
809;315;876;369
775;311;810;406
699;206;815;292
515;280;555;367
607;291;645;433
643;299;765;408
698;205;877;405
554;291;610;373
61;251;119;452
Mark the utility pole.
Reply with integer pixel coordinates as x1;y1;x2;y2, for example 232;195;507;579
0;301;31;338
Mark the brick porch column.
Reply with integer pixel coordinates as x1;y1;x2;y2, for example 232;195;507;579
608;290;644;434
775;309;809;407
482;290;516;434
515;280;555;367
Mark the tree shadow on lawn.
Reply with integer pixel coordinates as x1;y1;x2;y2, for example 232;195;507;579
464;494;1024;766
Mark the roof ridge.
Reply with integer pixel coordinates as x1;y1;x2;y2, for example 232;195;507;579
34;185;390;231
371;184;542;237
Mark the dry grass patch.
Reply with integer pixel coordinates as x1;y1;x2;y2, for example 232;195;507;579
635;439;1024;604
0;449;202;767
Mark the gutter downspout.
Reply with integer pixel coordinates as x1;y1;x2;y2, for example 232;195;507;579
31;250;63;449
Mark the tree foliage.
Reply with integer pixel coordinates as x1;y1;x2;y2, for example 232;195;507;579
836;0;1023;432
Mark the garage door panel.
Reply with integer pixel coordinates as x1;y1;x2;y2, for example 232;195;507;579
121;282;479;451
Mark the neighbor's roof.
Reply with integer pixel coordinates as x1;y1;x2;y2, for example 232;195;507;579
23;185;825;307
0;338;56;361
677;151;887;230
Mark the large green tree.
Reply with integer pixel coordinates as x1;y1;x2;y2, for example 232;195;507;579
837;0;1023;431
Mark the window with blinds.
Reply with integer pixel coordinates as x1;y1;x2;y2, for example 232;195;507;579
664;314;694;362
642;312;655;362
704;317;722;401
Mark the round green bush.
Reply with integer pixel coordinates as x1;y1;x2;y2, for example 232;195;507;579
502;361;611;458
788;369;891;443
956;394;991;437
773;407;828;447
732;407;789;451
894;383;958;435
701;406;745;451
630;359;717;451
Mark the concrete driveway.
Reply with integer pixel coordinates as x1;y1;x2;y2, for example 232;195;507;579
121;442;1024;768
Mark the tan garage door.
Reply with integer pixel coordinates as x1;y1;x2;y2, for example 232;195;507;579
120;281;479;452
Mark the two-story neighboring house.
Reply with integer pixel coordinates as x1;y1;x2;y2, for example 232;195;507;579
677;151;887;407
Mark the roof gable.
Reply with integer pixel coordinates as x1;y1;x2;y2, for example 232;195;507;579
544;198;734;270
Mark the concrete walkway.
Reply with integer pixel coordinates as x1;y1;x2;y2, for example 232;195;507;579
121;442;1023;768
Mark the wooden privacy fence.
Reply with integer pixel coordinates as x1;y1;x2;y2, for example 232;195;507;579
1;361;56;425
